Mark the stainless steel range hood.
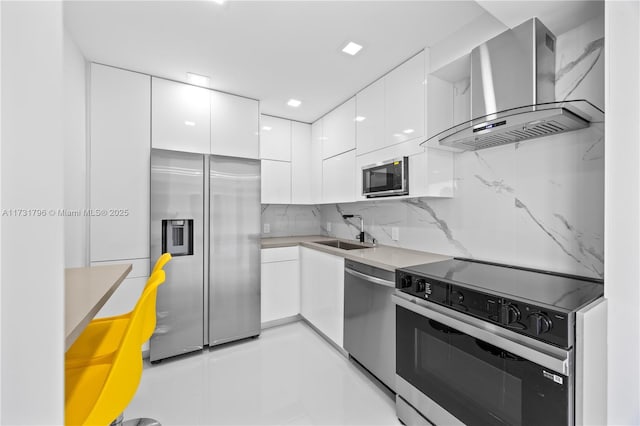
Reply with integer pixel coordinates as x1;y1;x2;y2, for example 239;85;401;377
422;18;604;151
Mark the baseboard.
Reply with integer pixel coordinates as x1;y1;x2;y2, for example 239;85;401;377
300;316;349;358
261;314;301;330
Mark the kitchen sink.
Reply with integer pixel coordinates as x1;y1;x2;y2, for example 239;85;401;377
314;240;372;250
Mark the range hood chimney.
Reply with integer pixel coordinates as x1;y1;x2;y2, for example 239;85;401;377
422;18;604;151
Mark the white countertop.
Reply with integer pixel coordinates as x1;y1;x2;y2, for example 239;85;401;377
262;235;451;271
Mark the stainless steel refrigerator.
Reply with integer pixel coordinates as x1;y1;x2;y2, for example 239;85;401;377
149;149;261;362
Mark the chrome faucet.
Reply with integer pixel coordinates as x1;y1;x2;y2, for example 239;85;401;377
342;214;365;243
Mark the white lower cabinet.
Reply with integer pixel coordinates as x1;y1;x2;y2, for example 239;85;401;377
261;247;300;324
300;247;344;348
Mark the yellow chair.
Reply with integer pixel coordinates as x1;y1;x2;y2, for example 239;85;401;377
65;270;166;426
65;254;171;367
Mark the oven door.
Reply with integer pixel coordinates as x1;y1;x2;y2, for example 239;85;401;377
362;157;408;197
394;293;573;426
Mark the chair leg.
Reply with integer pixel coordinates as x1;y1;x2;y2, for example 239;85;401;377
122;418;161;426
110;413;161;426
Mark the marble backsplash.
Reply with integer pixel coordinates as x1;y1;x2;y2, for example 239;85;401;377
261;204;322;237
261;15;605;279
321;123;604;278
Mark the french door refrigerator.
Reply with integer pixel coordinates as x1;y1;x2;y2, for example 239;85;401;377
149;149;261;362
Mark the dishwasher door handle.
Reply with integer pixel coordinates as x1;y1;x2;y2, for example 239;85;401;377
345;267;396;288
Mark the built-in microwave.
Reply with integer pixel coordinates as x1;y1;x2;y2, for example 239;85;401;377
362;157;408;198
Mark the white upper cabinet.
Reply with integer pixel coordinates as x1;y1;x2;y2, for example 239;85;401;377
210;91;259;159
322;149;356;204
261;159;291;204
152;78;210;153
385;51;426;146
291;121;313;204
310;120;324;204
426;74;454;139
356;79;385;156
260;115;292;161
409;148;454;198
322;97;356;159
90;64;150;262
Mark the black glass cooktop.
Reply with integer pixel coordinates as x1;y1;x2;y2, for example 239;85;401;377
402;258;604;313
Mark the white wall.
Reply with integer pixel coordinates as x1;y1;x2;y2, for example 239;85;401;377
429;11;506;72
605;1;640;424
1;1;65;424
63;28;88;268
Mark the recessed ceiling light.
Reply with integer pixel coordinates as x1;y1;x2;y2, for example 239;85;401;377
186;72;210;87
342;41;363;56
262;126;272;131
355;116;367;122
403;129;415;134
287;99;302;107
211;0;226;4
185;121;196;126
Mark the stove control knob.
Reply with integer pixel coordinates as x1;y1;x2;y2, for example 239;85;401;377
452;290;464;304
501;303;521;324
415;279;426;292
400;275;412;289
528;312;552;335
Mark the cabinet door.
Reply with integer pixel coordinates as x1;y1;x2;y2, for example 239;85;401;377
356;79;385;155
300;247;344;347
385;51;425;145
261;250;300;324
260;115;291;161
322;97;356;159
211;91;259;159
310;120;324;204
151;77;210;153
291;122;312;204
261;160;291;204
426;74;454;139
90;64;150;262
322;150;356;204
409;148;454;198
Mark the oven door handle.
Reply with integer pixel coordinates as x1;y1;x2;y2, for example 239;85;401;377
393;292;572;375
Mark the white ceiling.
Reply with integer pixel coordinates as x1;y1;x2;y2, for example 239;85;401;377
64;1;603;123
476;1;604;36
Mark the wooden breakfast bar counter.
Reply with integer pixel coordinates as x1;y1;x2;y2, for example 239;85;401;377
65;263;132;350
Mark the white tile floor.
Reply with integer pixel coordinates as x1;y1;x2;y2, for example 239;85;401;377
126;321;400;425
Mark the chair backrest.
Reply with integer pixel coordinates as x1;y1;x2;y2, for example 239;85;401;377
141;269;165;343
83;270;166;425
151;252;172;275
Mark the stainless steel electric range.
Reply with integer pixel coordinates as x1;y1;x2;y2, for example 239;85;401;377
393;258;604;426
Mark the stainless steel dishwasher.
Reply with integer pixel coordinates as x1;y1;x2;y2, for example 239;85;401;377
344;259;396;392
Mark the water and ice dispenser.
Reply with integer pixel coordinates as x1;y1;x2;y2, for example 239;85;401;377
162;219;194;256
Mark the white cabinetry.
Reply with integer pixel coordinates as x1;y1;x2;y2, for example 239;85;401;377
300;247;344;348
261;247;300;324
323;150;356;204
385;51;426;145
260;115;291;161
310;120;324;204
356;79;385;155
210;91;259;159
151;77;210;153
261;160;291;204
90;63;150;262
322;97;356;159
426;54;471;141
291;122;313;204
409;149;454;198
